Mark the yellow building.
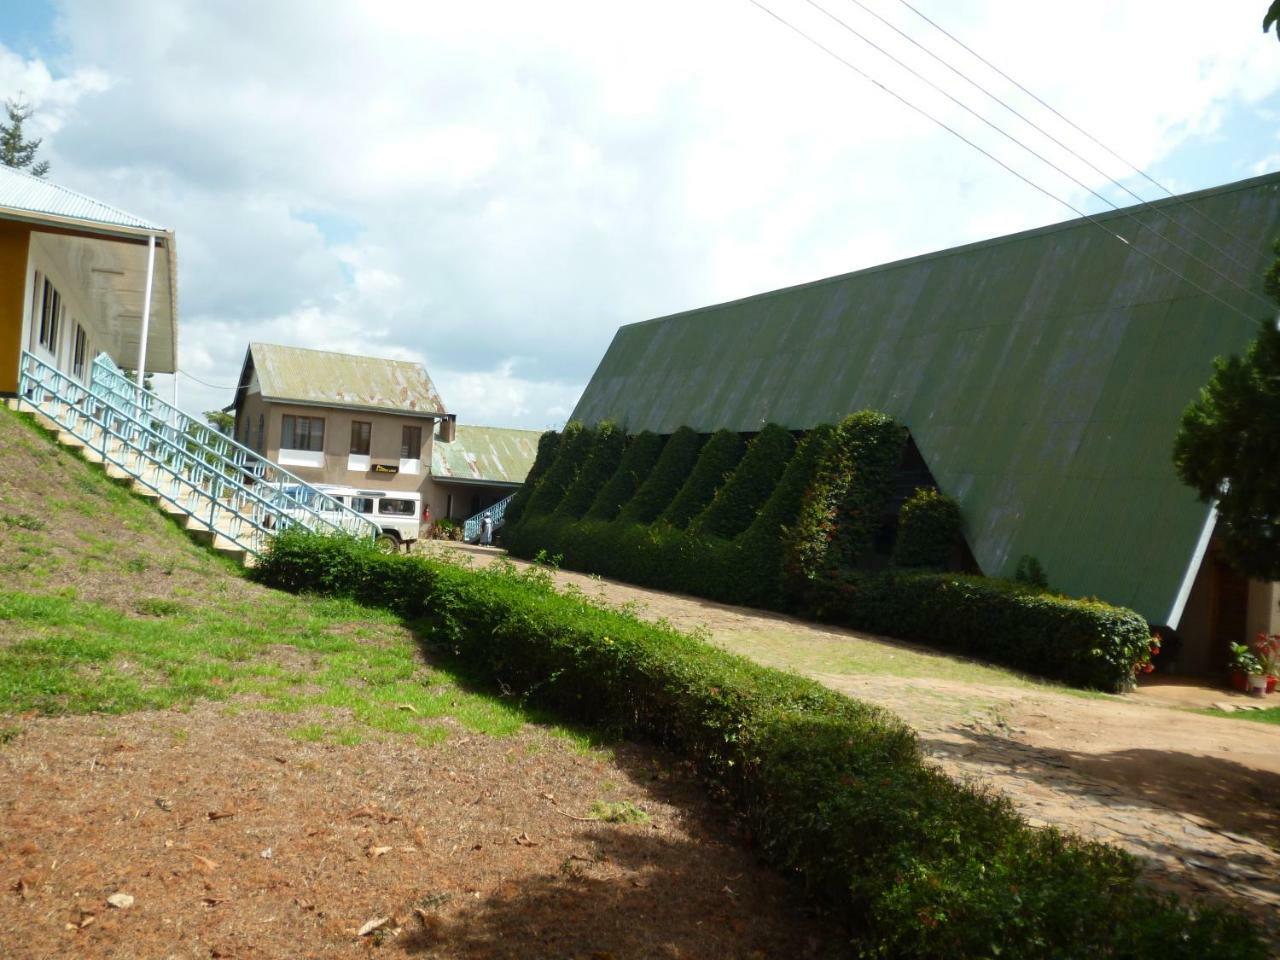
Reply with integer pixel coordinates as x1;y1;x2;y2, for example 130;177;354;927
0;166;177;401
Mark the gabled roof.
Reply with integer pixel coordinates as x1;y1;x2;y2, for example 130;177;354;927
0;165;166;235
570;172;1280;625
431;424;541;486
238;343;448;416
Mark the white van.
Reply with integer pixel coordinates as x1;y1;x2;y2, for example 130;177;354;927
312;484;422;551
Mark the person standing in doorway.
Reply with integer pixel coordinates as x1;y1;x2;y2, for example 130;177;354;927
480;513;493;547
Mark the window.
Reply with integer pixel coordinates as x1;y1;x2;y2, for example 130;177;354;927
378;498;417;517
350;421;371;455
282;414;325;451
350;496;375;514
37;278;60;354
72;325;88;380
401;425;422;459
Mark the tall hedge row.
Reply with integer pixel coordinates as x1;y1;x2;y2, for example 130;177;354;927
585;431;667;522
505;414;1155;691
553;421;626;520
503;429;561;528
253;532;1260;960
659;429;745;528
520;421;590;518
616;426;704;525
691;423;796;539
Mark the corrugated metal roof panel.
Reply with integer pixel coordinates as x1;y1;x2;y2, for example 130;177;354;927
431;424;541;484
249;343;448;415
570;172;1280;623
0;165;165;231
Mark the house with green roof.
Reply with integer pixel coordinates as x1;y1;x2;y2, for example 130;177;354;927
570;172;1280;675
430;423;541;522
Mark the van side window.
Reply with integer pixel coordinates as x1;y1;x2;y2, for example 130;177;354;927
378;498;417;517
350;497;375;514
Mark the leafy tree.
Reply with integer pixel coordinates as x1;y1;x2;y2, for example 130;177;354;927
1173;241;1280;581
204;410;235;435
1;97;50;177
1267;1;1280;41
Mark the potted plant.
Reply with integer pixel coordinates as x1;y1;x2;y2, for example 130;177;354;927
1229;642;1265;693
1256;633;1279;694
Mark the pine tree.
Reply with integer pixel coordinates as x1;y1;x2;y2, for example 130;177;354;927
1;97;50;178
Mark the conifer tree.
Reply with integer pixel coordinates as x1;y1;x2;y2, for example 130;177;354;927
1;97;50;177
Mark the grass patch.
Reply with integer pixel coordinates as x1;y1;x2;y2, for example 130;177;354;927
1200;706;1280;725
589;799;650;824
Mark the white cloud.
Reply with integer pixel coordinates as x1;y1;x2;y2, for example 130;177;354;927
3;0;1278;428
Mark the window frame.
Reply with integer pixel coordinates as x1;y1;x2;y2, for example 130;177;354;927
400;424;422;460
377;497;417;517
350;420;372;456
71;324;88;380
282;414;326;452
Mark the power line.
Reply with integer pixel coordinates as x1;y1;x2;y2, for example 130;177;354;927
840;0;1261;278
798;0;1274;314
176;368;238;391
893;0;1263;267
742;0;1263;325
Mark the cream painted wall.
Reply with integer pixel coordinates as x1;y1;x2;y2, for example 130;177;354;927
1247;581;1280;640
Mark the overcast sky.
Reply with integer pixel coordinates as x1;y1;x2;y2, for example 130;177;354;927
3;1;1278;428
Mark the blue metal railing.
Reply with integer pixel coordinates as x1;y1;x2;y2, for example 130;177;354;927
18;350;378;557
463;492;515;543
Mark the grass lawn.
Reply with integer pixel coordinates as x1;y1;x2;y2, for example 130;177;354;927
1199;706;1280;725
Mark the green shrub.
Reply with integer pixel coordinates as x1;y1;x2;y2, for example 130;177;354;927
517;421;590;519
585;431;667;522
784;412;906;599
617;427;704;525
731;425;837;609
254;532;1259;960
1015;554;1050;590
892;487;962;569
691;423;795;540
812;570;1154;691
659;429;745;529
504;429;562;527
553;421;626;520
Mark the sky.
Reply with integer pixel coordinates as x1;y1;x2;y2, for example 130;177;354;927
2;0;1278;429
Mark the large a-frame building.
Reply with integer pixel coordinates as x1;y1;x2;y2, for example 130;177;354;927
571;173;1280;674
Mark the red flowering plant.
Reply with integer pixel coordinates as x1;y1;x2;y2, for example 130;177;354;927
1133;632;1160;677
1256;633;1280;680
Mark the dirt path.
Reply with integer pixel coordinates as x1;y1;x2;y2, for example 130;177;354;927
436;544;1280;934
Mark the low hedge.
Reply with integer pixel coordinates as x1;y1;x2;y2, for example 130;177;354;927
253;532;1259;960
692;423;796;539
553;421;625;520
585;430;667;522
659;428;745;528
617;426;704;525
812;570;1155;692
892;487;962;569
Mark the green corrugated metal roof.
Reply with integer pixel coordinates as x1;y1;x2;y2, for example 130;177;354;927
570;173;1280;624
246;343;447;415
431;424;541;485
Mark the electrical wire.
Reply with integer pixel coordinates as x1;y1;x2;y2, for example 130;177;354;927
893;0;1265;266
176;368;238;391
841;0;1262;277
742;0;1266;325
799;0;1275;314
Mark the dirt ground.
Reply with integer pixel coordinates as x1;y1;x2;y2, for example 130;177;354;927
437;543;1280;937
0;703;841;960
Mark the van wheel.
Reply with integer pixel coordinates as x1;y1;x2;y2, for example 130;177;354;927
375;532;401;553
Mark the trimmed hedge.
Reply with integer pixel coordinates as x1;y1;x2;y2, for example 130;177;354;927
553;421;625;520
519;421;590;518
813;570;1155;691
892;487;962;569
692;423;796;539
617;426;704;525
585;431;667;522
785;412;906;599
659;428;745;528
253;532;1260;960
503;429;560;528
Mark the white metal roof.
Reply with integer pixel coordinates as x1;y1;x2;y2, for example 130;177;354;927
0;165;165;233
